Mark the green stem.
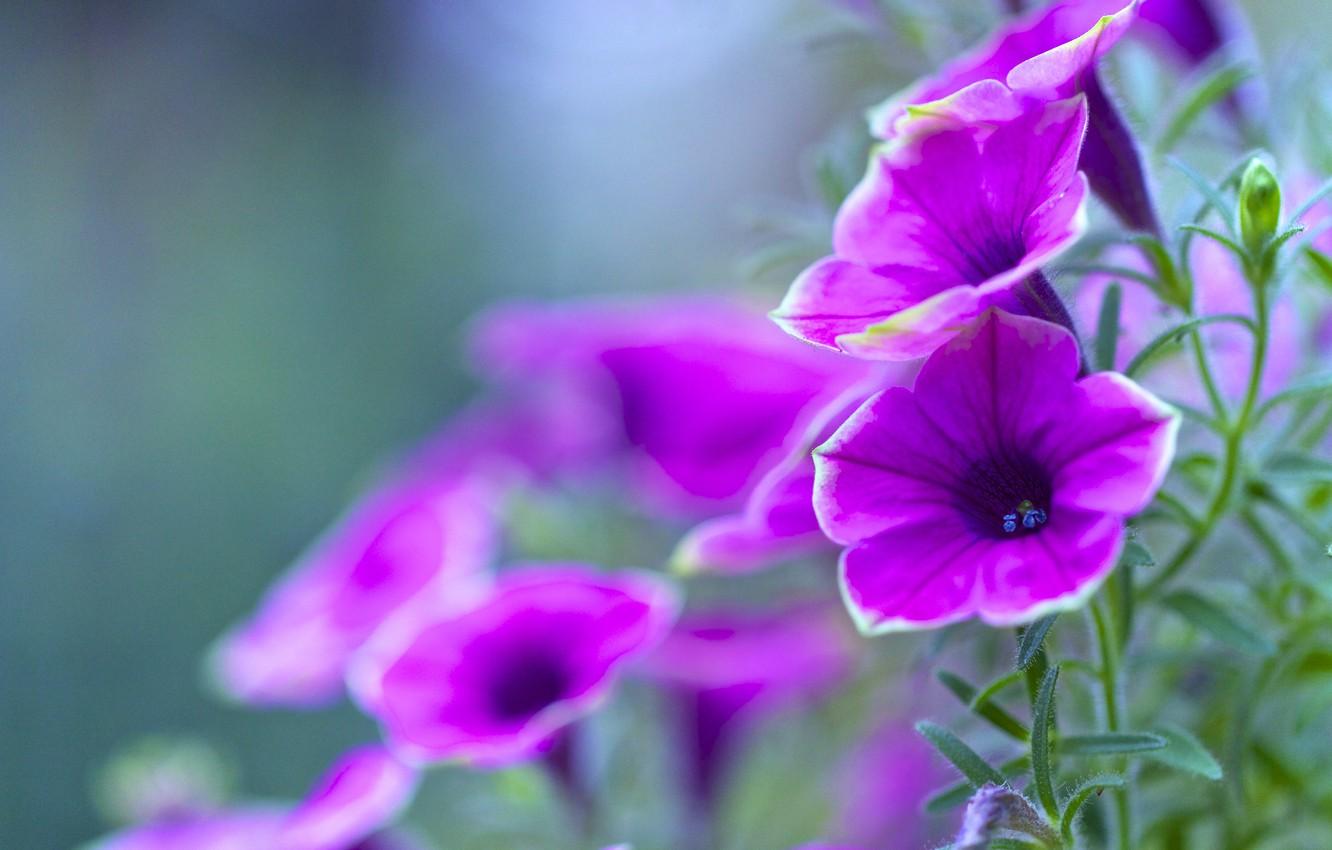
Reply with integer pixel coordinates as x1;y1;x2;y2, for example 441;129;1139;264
1139;284;1271;599
1091;597;1131;850
1188;329;1230;424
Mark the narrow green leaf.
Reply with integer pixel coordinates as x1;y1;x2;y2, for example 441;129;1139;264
1017;615;1059;670
1255;372;1332;423
916;721;1005;789
1167;157;1236;233
1123;313;1255;377
1120;538;1156;568
1161;590;1277;656
1060;732;1167;756
1094;282;1122;372
924;757;1030;814
970;670;1025;710
1059;774;1126;840
936;670;1030;742
1305;247;1332;291
814;154;850;212
1289;174;1332;228
988;840;1047;850
1155;62;1255;155
1142;724;1222;780
1264;450;1332;484
1261;223;1306;260
1031;665;1061;819
1179;223;1247;258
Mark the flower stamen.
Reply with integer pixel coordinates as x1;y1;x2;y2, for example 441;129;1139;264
1004;500;1048;534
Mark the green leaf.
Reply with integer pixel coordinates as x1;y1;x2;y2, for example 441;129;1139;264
1167;157;1236;233
1094;282;1122;372
1030;665;1061;819
915;721;1005;789
1017;615;1059;670
1305;247;1332;291
1120;538;1156;568
1255;372;1332;423
814;154;850;212
970;670;1025;710
1179;223;1247;258
1264;450;1332;484
1160;590;1277;655
1154;62;1255;155
988;840;1048;850
1060;774;1126;840
1142;724;1222;780
936;670;1030;742
1289;174;1332;228
1123;313;1255;378
1059;732;1167;756
924;756;1030;814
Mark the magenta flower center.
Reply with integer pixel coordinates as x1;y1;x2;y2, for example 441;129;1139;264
486;646;572;722
955;450;1052;539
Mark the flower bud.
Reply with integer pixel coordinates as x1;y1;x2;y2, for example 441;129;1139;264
954;784;1058;849
1238;158;1281;257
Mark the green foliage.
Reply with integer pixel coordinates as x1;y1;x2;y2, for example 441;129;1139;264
1160;590;1277;656
916;721;1007;789
1030;665;1061;820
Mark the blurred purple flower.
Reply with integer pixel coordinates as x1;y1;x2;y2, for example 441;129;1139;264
363;564;679;766
815;310;1178;632
1137;0;1234;67
1073;239;1302;403
469;297;871;516
280;746;418;850
209;472;500;708
89;746;417;850
640;605;857;819
672;368;916;574
773;91;1089;361
833;712;950;848
89;810;287;850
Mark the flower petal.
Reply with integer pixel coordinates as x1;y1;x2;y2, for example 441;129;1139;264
1046;372;1179;515
974;507;1124;625
281;746;418;850
814;387;970;546
838;517;986;633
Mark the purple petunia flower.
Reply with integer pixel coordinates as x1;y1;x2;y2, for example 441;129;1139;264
868;0;1136;138
814;310;1178;632
773;91;1089;361
361;564;679;766
208;471;500;708
867;0;1163;234
89;746;418;850
470;297;871;516
640;605;857;817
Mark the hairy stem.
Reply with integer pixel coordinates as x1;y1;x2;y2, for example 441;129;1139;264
1091;597;1131;850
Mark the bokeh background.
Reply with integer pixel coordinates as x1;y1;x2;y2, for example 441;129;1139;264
0;1;1324;847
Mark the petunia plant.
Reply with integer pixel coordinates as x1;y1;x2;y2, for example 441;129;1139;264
82;2;1332;850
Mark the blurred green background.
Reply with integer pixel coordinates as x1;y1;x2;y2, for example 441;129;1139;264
0;1;1321;847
